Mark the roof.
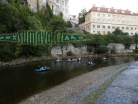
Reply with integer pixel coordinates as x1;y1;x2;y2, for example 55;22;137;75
87;6;138;16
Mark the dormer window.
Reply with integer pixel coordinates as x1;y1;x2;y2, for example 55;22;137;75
97;8;100;11
108;9;111;12
114;9;117;13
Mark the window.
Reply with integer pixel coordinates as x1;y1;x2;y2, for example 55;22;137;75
93;31;95;33
112;15;115;17
97;13;100;16
97;25;100;28
126;27;129;30
122;20;125;23
108;26;110;29
102;25;105;28
102;19;105;22
97;18;100;22
93;13;95;16
62;1;64;5
102;14;105;17
65;2;67;6
56;0;59;3
93;25;95;28
112;26;115;29
108;19;111;22
108;14;111;17
107;31;110;34
122;27;124;29
131;27;133;30
112;19;115;22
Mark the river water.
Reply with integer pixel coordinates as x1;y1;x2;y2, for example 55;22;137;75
0;56;137;104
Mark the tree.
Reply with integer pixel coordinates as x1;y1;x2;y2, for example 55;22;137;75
67;21;72;28
95;45;109;54
122;36;134;49
48;15;67;32
78;8;87;23
0;2;21;33
112;27;124;35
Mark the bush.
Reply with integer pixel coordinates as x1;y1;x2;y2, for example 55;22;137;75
66;51;73;56
95;45;109;54
87;46;94;54
67;21;72;28
0;42;18;62
18;45;45;58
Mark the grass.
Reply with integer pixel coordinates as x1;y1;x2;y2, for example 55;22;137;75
81;68;126;104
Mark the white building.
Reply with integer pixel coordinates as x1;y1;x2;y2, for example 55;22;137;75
23;0;69;21
69;15;78;27
85;6;138;35
47;0;69;21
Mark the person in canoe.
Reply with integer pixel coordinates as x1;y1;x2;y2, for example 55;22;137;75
89;61;93;65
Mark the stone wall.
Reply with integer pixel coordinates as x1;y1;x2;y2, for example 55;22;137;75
51;43;88;57
51;43;135;56
107;43;135;53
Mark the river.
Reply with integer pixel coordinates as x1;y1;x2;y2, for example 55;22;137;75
0;56;137;104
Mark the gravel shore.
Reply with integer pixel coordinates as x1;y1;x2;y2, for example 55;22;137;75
19;62;130;104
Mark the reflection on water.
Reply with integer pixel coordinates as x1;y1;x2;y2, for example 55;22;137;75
0;56;137;104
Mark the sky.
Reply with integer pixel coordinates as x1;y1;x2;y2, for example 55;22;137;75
69;0;138;16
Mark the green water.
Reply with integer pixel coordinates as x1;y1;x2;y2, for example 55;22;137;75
0;56;137;104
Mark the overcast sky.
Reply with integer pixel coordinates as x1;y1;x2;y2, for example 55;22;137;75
69;0;138;16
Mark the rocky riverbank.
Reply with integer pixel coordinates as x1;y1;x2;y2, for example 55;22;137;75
0;53;136;67
19;62;130;104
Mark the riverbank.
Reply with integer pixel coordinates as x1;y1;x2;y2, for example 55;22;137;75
0;53;137;67
19;62;131;104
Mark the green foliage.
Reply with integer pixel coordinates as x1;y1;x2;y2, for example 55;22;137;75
0;2;21;33
66;51;73;56
59;12;63;18
67;29;75;33
133;49;138;53
26;16;43;30
87;46;94;53
67;21;72;28
133;34;138;43
37;0;39;11
0;42;18;62
78;8;87;23
95;45;109;54
18;45;45;58
112;27;124;35
48;15;67;32
121;36;134;49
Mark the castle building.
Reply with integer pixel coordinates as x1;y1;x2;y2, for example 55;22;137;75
85;6;138;35
47;0;69;21
9;0;69;21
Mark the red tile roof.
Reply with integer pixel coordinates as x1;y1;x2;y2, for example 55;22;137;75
88;6;138;16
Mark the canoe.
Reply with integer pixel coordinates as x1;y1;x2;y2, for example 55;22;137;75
34;67;50;72
67;59;78;62
87;63;94;65
87;62;94;65
54;60;62;63
102;57;106;60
